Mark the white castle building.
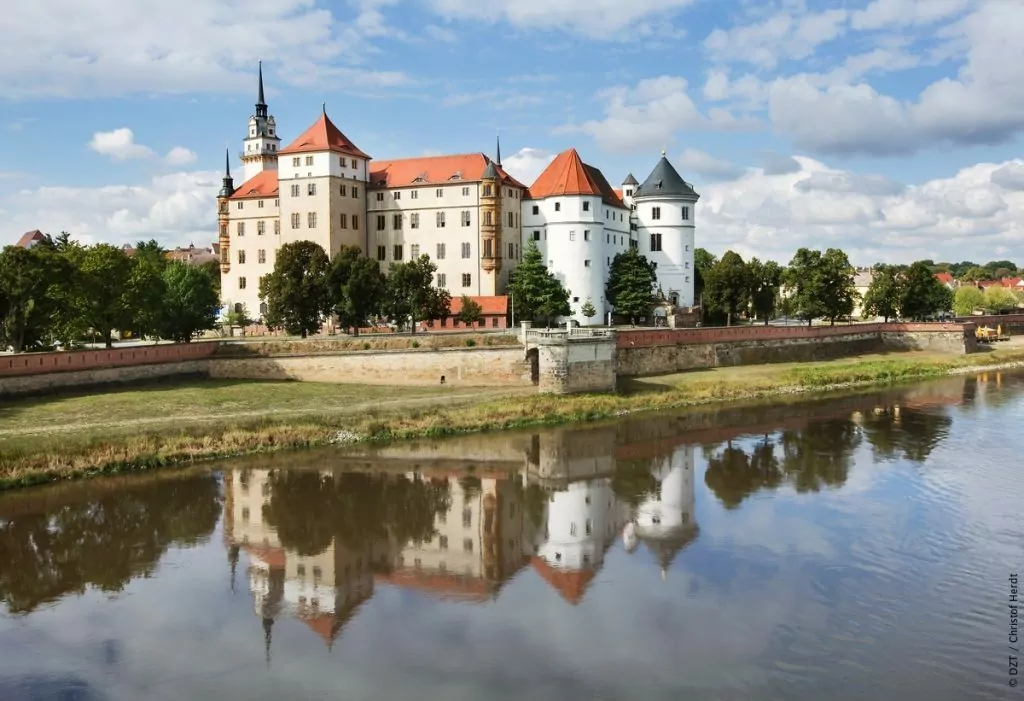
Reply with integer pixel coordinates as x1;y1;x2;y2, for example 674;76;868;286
217;65;699;323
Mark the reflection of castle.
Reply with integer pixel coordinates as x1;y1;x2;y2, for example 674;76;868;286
222;443;699;657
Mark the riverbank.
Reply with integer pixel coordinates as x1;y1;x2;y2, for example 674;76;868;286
3;343;1024;490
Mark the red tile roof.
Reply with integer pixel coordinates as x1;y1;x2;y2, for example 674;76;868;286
279;112;370;159
1004;277;1023;287
449;295;508;316
530;556;597;606
228;170;279;200
527;148;625;208
934;272;954;284
369;153;526;189
376;570;492;603
15;230;45;248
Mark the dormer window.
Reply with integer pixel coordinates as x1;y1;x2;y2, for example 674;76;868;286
450;172;462;181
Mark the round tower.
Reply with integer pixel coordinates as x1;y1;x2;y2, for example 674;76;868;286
217;148;234;275
632;445;699;578
633;151;699;307
241;61;281;183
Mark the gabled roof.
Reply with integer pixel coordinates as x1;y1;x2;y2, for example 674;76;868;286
279;112;370;159
449;295;508;316
15;230;45;248
228;170;279;200
526;148;625;208
368;153;526;189
622;173;639;186
934;272;954;284
635;155;699;199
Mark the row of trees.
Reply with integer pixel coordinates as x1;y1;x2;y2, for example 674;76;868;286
860;262;954;322
0;234;221;352
952;285;1021;316
925;259;1019;281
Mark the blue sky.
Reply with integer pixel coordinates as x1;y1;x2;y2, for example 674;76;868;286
1;0;1023;265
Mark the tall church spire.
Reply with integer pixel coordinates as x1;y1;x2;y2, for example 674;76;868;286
496;132;502;166
219;147;235;197
256;60;268;119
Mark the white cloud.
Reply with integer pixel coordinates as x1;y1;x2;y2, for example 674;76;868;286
851;0;971;31
704;8;848;69
164;147;198;167
88;128;156;160
0;0;410;99
677;149;746;182
423;0;698;36
502;147;556;187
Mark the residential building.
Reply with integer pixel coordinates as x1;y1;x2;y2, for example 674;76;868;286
424;295;510;330
15;230;45;248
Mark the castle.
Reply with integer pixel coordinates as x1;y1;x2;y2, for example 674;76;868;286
217;64;699;325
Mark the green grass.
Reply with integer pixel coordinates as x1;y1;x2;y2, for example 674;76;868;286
3;344;1024;491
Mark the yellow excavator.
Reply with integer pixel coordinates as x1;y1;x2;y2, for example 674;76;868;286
975;323;1010;343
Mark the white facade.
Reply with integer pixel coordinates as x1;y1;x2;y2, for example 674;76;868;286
523;195;631;324
634;445;696;540
536;478;621;570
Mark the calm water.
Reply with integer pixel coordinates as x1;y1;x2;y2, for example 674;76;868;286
1;372;1022;700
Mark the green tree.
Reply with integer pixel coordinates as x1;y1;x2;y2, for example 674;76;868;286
78;244;136;348
133;239;168;272
456;295;483;327
225;303;254;335
703;250;749;326
960;266;992;282
983;285;1019;313
156;261;219;342
199;259;222;298
580;298;597;325
328;246;385;336
508;241;571;327
606;246;657;324
861;263;904;322
818;248;858;325
45;234;89;348
949;261;977;278
259;241;331;338
746;258;784;325
694;247;717;304
128;252;167;340
385;254;450;334
782;248;826;326
0;245;53;352
953;286;984;316
898;261;953;320
983;260;1018;275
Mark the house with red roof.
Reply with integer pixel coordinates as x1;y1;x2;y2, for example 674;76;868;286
14;230;45;248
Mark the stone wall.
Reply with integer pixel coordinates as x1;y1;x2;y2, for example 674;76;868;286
955;313;1024;335
0;342;218;377
0;360;210;398
535;336;617;394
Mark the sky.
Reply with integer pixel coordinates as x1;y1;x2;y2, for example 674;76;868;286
1;0;1023;266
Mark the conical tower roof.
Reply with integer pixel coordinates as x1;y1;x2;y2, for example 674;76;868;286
279;111;370;158
634;154;699;199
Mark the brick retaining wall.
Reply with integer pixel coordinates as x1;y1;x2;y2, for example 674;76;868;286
0;342;218;378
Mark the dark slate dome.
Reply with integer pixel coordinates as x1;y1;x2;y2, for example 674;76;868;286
635;155;699;199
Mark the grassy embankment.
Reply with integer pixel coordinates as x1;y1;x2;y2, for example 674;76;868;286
2;341;1024;490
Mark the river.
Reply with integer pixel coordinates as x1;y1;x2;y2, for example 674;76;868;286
0;371;1021;700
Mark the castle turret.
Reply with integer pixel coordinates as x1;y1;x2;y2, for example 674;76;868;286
480;140;503;274
241;61;281;183
217;148;233;275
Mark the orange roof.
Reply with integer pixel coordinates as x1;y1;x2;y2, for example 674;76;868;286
530;557;597;606
1004;277;1023;287
279;111;370;159
376;569;492;603
613;188;624;200
526;148;625;208
449;295;508;316
934;272;954;284
369;153;526;189
15;230;45;248
228;170;279;200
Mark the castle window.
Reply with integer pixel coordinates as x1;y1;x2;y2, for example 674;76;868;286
438;273;447;287
462;210;472;226
436;243;446;259
257;221;265;235
238;277;247;289
461;242;471;259
410;213;420;229
584;260;590;267
483;184;492;196
462;187;470;196
685;262;690;269
258;199;264;209
292;157;300;167
585;519;592;535
260;302;268;316
393;214;403;230
410;244;420;258
532;205;539;215
393;245;403;261
258;249;266;264
437;211;446;228
377;246;386;261
508;243;514;258
307;212;317;228
606;234;610;243
685;244;690;251
376;215;385;231
237;222;245;236
238;250;246;264
291;213;300;229
651;233;663;251
570;523;577;536
583;201;590;212
492;317;498;327
236;201;243;210
533;230;540;241
682;206;690;220
483;210;492;226
339;157;346;168
352;186;359;198
463;538;473;553
462;273;471;287
351;159;358;170
353;215;359;229
297;564;305;577
569;231;576;241
436;188;444;198
376;192;384;202
463;508;472;527
340;213;348;228
305;156;314;166
394;191;401;200
411;190;419;199
554;202;561;212
626;189;632;197
307;183;316;196
291;184;299;197
508;211;514;227
483;239;492;258
584;230;590;241
685;276;690;283
652;206;661;220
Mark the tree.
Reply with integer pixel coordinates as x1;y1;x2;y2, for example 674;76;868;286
133;239;169;272
0;245;53;352
328;246;385;336
78;244;136;348
259;241;331;338
156;261;220;342
983;285;1020;313
818;248;858;325
580;298;597;325
199;259;222;298
128;253;167;340
960;266;992;282
606;246;657;324
45;234;89;348
508;241;571;327
703;250;748;326
953;286;984;317
385;254;450;334
456;295;483;327
694;247;717;304
782;248;826;326
898;261;953;320
746;258;784;325
225;303;254;335
861;263;904;321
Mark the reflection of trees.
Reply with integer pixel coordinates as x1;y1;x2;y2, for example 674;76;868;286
0;474;221;614
704;419;861;508
610;459;659;507
861;407;953;463
261;470;451;556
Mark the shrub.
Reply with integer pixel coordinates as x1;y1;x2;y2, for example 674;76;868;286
362;342;371;350
465;339;477;347
411;340;420;348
